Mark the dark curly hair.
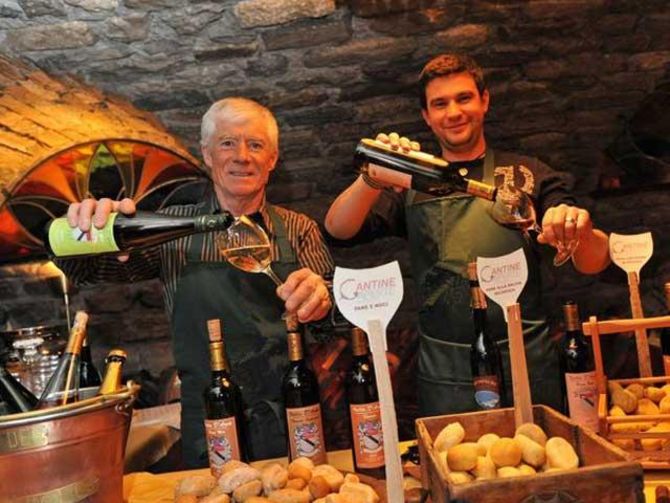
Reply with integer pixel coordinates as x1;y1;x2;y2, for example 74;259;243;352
419;53;486;110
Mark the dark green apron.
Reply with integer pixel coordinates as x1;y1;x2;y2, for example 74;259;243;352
407;151;562;416
171;205;298;467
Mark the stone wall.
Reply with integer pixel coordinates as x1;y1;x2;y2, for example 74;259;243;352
1;1;669;408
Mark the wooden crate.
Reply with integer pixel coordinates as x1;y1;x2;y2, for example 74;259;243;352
417;405;644;503
583;314;670;469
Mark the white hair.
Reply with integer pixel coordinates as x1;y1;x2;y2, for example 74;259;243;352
200;97;279;152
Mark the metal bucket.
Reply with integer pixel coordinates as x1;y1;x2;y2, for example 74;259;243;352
0;384;139;503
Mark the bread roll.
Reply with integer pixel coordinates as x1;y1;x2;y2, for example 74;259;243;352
518;464;536;476
233;480;262;503
545;437;579;470
267;488;311;503
472;455;496;480
609;405;626;416
515;423;547;446
285;478;307;491
223;460;251;475
514;434;546;468
175;475;217;498
446;443;479;472
625;383;645;400
175;496;198;503
489;438;522;468
245;498;272;503
497;466;520;478
660;395;670;414
476;433;500;453
311;464;344;492
287;463;312;483
262;463;288;494
636;398;660;415
611;388;638;414
308;476;331;499
339;482;380;503
434;422;465;452
645;386;666;403
447;471;472;485
219;467;262;494
201;494;232;503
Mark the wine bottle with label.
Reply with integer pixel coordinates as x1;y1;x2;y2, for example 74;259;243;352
282;315;327;464
560;301;599;431
354;138;494;200
79;336;102;388
203;319;246;476
0;364;38;414
98;349;127;395
661;283;670;376
346;327;385;479
36;311;88;409
468;262;506;410
45;211;234;258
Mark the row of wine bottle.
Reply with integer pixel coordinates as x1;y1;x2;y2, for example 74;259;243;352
0;311;127;415
203;316;385;479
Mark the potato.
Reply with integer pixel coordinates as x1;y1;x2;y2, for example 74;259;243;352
233;480;262;503
447;471;472;485
611;388;638;414
175;475;217;498
659;395;670;414
311;464;344;492
476;433;500;453
514;434;546;468
609;405;626;416
518;464;536;476
489;437;522;468
472;455;496;480
434;422;465;452
625;383;645;400
515;423;548;447
545;437;579;470
446;443;479;472
636;398;660;416
497;466;521;478
645;386;666;403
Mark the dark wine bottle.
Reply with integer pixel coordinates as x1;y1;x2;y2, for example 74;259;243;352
354;138;495;200
656;485;670;503
281;315;326;464
36;311;88;409
79;336;102;388
560;301;598;431
468;262;506;410
44;211;234;258
661;283;670;376
203;319;246;477
98;349;127;395
346;327;385;479
0;364;38;414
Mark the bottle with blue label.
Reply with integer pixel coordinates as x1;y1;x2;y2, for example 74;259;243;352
468;261;506;410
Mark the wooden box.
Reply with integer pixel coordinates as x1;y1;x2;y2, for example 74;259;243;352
416;405;644;503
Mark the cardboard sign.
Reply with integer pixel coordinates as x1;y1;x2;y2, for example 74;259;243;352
333;262;403;350
609;232;653;275
334;262;404;503
476;248;528;320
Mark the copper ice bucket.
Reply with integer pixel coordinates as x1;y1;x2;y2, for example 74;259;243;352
0;384;139;502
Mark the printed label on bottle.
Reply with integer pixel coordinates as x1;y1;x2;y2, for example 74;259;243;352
204;416;241;477
49;213;120;256
350;401;385;469
367;164;412;189
473;375;501;409
286;404;327;464
663;355;670;377
565;371;599;431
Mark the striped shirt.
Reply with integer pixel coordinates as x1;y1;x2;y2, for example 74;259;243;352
58;188;334;317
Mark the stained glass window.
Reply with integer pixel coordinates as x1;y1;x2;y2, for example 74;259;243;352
0;140;207;263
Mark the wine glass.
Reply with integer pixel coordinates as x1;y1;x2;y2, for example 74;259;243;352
490;183;579;267
215;215;283;286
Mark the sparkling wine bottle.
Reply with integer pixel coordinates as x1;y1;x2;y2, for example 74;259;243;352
0;364;38;414
281;315;326;464
346;326;385;479
79;336;102;388
45;211;234;258
36;311;88;409
468;262;506;410
98;349;127;395
354;138;495;199
203;319;246;476
560;301;598;431
661;283;670;376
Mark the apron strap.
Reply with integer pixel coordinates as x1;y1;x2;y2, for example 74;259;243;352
267;204;296;264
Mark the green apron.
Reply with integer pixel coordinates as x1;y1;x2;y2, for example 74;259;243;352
407;151;562;416
171;204;298;467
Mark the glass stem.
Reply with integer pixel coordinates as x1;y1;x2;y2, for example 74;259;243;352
265;267;283;286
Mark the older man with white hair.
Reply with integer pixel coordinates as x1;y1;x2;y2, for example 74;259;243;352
61;97;334;465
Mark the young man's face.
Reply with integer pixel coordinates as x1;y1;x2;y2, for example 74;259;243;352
202;115;278;203
421;72;490;157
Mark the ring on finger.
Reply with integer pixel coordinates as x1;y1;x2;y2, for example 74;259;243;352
565;217;577;224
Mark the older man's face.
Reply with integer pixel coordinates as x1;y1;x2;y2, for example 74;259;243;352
202;115;278;203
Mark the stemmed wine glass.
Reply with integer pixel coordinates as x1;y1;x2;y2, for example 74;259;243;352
216;215;283;286
490;183;579;267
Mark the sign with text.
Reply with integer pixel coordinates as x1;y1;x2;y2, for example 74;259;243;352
609;232;653;275
333;261;403;349
476;248;528;321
